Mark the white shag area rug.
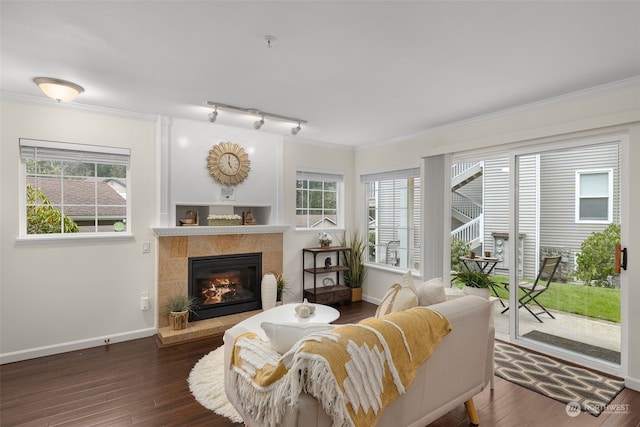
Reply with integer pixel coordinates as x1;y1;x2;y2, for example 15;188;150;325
188;346;243;423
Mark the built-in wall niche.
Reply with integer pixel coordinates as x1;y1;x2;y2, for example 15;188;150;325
175;204;271;227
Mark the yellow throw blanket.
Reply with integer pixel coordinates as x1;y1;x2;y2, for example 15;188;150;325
229;306;451;427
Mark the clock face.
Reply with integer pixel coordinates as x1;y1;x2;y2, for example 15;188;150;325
218;153;240;175
207;142;251;185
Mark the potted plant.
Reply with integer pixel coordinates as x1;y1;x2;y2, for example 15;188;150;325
165;294;197;330
275;273;290;305
339;230;368;302
452;270;493;299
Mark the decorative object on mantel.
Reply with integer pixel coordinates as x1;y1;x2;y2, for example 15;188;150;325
242;211;257;225
207;141;251;186
295;298;316;318
207;214;242;226
318;232;332;248
261;272;277;311
180;210;199;226
165;294;197;330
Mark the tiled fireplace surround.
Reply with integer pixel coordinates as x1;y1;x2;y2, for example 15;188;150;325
157;233;283;345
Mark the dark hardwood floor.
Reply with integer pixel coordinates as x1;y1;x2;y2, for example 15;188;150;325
2;301;639;427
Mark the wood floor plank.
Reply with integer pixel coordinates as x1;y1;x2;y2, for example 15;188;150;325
1;301;638;427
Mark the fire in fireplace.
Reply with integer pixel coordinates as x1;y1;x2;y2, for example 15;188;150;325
188;252;262;321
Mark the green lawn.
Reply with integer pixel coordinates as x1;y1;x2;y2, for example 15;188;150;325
456;277;620;323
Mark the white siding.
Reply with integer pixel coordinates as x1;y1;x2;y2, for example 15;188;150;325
539;143;620;277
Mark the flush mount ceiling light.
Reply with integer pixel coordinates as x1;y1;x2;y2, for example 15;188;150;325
206;101;307;135
33;77;84;102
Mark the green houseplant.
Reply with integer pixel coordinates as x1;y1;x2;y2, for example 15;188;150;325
275;273;290;304
165;294;197;330
339;230;368;301
453;270;492;298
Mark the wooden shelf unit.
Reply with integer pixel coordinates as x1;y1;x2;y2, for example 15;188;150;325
302;246;352;305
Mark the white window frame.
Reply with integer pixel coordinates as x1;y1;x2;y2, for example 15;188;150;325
575;169;613;224
18;138;132;242
295;169;344;231
362;168;421;272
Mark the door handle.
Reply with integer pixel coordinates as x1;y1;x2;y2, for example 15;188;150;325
615;244;628;273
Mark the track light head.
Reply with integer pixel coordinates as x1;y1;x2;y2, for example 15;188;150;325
253;116;265;130
291;123;302;135
208;108;218;123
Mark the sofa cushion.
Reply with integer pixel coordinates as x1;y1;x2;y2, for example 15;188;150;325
416;277;447;306
375;273;418;317
260;322;335;354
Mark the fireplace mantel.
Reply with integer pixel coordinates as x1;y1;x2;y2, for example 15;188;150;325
152;225;289;237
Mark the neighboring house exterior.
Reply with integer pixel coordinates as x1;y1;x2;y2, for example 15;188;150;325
453;143;620;282
27;177;127;232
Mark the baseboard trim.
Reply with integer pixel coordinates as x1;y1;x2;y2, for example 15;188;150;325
0;328;157;365
625;376;640;392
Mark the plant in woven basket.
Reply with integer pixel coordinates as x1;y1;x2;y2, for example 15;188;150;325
165;294;198;330
165;294;197;314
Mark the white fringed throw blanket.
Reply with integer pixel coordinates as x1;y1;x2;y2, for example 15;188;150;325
228;306;451;427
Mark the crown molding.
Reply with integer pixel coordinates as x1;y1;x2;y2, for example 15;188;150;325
360;75;640;151
0;91;158;122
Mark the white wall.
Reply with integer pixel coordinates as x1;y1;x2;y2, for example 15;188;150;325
165;118;283;225
0;100;157;362
281;139;355;302
354;81;640;388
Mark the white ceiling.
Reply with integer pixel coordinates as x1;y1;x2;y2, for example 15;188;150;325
2;1;639;147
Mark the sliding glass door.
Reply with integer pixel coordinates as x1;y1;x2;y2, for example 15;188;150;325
449;137;625;373
515;142;622;367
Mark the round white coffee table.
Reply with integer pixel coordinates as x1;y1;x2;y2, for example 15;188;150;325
236;303;340;340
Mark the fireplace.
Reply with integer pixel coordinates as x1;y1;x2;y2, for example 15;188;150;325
188;252;262;321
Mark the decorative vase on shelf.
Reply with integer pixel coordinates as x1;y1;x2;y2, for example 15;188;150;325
318;232;332;248
261;273;277;311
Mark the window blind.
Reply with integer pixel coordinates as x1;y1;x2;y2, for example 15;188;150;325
360;167;420;183
296;170;343;182
19;139;130;166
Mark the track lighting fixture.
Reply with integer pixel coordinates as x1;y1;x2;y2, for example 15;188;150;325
253;115;265;130
206;101;306;135
208;106;218;123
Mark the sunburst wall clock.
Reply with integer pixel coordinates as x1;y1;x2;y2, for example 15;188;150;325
207;141;251;186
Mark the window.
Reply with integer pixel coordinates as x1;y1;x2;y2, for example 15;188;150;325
296;170;343;229
575;169;612;223
363;168;420;271
20;139;130;236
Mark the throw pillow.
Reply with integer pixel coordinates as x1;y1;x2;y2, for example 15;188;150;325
416;277;447;306
260;322;335;354
398;270;418;294
375;283;418;317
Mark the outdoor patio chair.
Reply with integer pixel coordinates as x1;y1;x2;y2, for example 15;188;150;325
500;256;562;323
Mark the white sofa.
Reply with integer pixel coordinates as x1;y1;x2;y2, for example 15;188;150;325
224;295;494;427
